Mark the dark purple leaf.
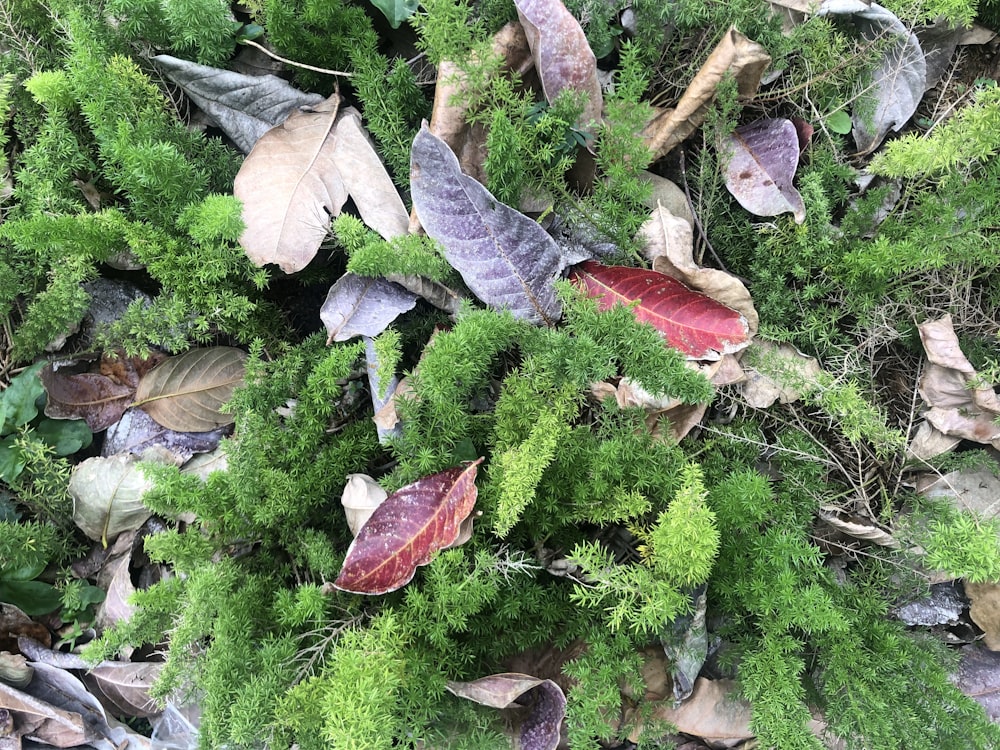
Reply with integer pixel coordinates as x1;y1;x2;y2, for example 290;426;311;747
334;459;483;595
320;273;418;344
956;643;1000;721
410;125;564;325
514;0;602;131
446;672;566;750
723;118;805;224
103;407;228;463
570;261;750;360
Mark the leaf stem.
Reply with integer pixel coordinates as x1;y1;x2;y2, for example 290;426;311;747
238;39;354;78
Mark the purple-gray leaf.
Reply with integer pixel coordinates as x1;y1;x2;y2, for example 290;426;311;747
446;672;566;750
411;125;563;325
956;643;1000;721
321;273;418;343
103;408;228;464
723;118;806;224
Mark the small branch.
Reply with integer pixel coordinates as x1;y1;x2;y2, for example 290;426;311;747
678;147;726;270
239;39;354;78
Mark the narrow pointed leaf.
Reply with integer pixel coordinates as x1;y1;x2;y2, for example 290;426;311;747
134;347;246;432
334;459;483;595
320;273;418;344
723;118;806;224
411;125;563;325
514;0;602;130
570;261;750;359
152;55;325;153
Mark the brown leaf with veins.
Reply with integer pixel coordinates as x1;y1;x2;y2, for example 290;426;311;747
739;340;823;409
639;203;759;334
642;27;770;160
917;315;1000;449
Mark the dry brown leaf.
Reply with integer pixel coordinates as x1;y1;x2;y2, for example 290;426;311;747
642;27;771;160
918;315;1000;449
625;676;754;745
906;421;961;464
817;505;900;549
0;681;89;748
94;535;137;636
710;353;746;387
134;347;246;433
83;662;163;720
917;467;1000;520
639;172;694;226
966;581;1000;650
235;100;407;273
740;340;823;409
1;605;52;654
639;203;759;334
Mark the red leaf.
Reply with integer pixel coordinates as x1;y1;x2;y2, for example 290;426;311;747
334;459;483;595
569;261;750;360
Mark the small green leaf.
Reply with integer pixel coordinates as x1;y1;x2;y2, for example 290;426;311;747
35;418;93;456
2;363;45;433
826;110;852;135
2;556;46;582
236;23;265;42
367;0;418;28
0;579;64;615
0;436;26;484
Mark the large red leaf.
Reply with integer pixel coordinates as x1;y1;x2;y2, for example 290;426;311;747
334;459;483;595
569;261;750;360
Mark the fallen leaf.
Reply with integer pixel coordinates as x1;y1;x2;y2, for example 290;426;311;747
590;377;708;441
625;675;754;745
0;679;89;748
660;586;708;703
569;261;751;360
152;55;325;154
363;336;403;445
426;22;531;185
739;340;823;409
40;358;138;433
0;604;51;654
385;273;463;316
334;459;483;595
956;643;1000;721
320;274;418;344
917;315;1000;450
817;1;926;153
69;455;155;546
817;505;900;549
892;581;965;627
84;662;163;720
905;421;961;464
722;118;806;224
103;407;228;464
180;446;229;481
446;672;566;750
93;533;138;636
515;0;602;132
638;172;694;226
964;582;1000;650
917;467;1000;520
639;203;758;333
134;347;246;433
642;27;771;160
411;125;565;325
369;0;418;29
235;102;408;273
341;474;389;537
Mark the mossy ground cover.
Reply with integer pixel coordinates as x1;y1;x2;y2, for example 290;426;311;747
2;0;1000;748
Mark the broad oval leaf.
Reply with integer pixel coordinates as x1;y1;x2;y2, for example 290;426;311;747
514;0;602;131
84;662;163;719
320;273;418;344
723;118;806;224
411;125;563;325
134;347;246;433
152;55;325;154
569;261;750;360
446;673;566;750
69;455;155;545
334;459;483;595
40;363;136;433
235;102;408;273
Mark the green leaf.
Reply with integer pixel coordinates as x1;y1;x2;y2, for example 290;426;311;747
826;110;852;135
35;418;93;456
1;556;46;582
0;579;63;615
1;363;46;433
0;435;26;484
367;0;418;28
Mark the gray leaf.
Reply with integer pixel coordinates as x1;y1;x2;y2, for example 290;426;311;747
103;407;227;464
320;273;418;343
818;2;926;153
411;124;563;325
364;336;402;445
153;55;324;154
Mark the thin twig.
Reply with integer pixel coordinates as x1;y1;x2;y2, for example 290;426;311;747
678;147;726;271
239;39;354;78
